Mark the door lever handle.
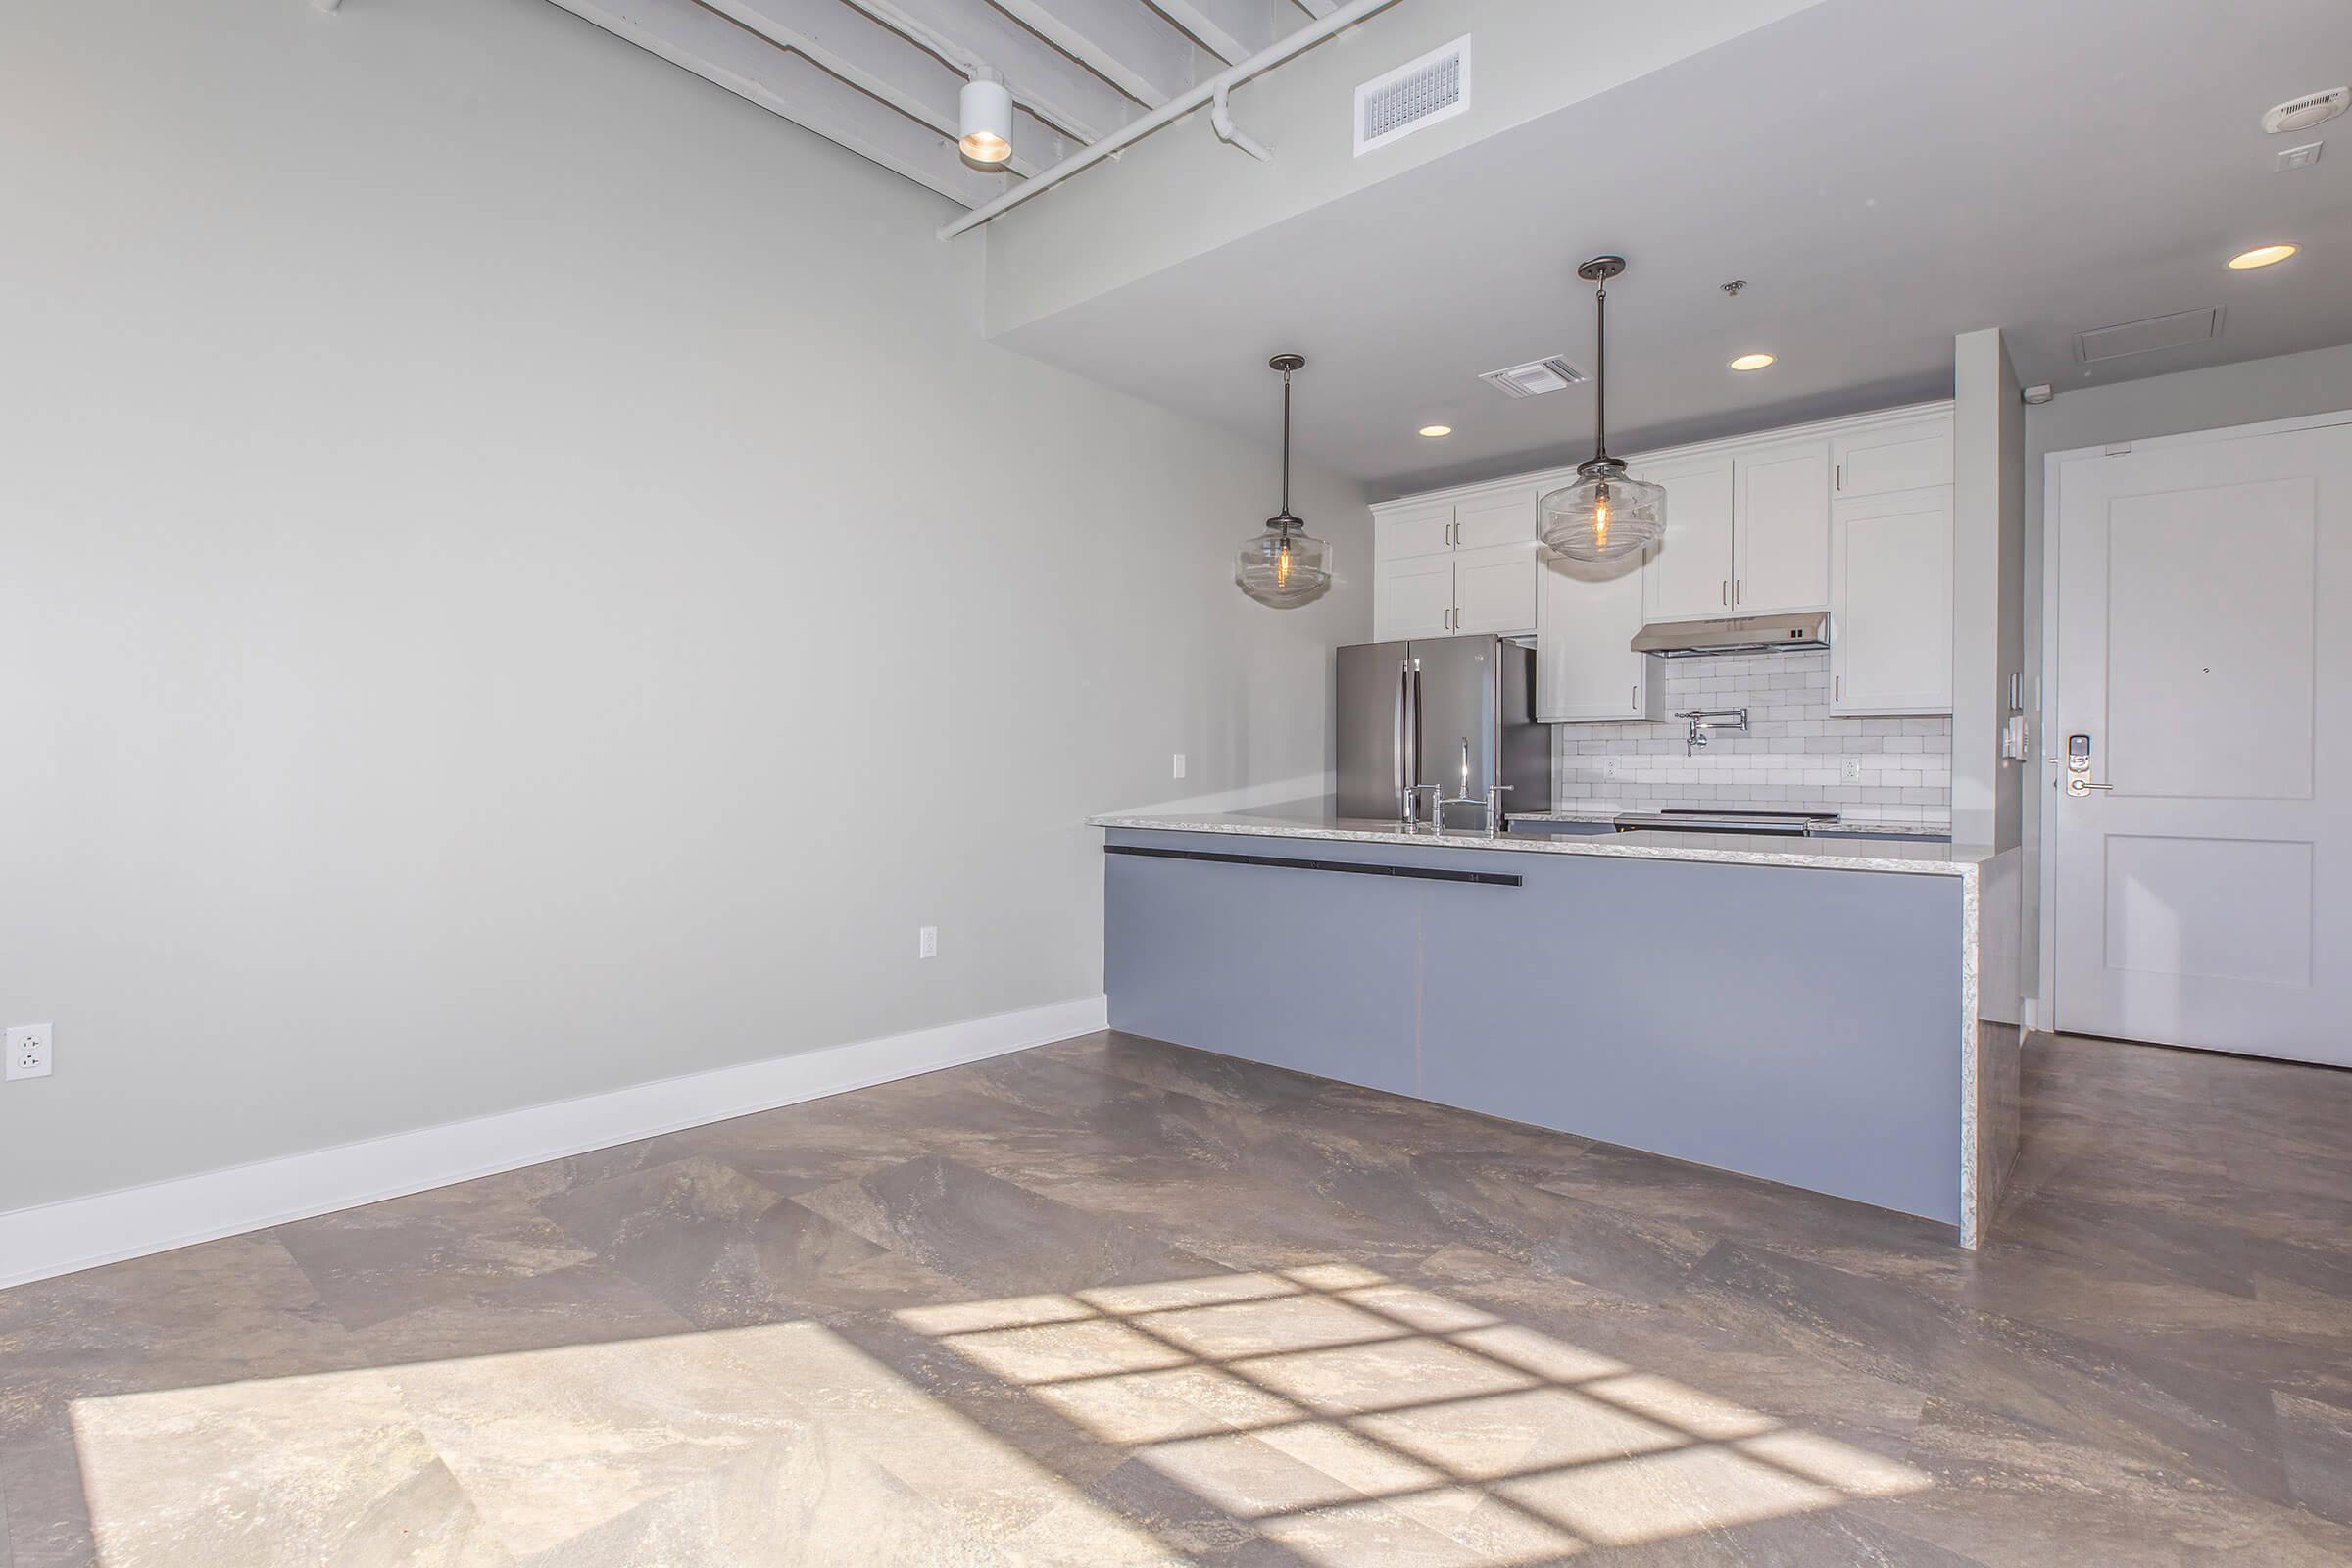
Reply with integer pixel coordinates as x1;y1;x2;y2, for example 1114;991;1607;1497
2066;777;2112;796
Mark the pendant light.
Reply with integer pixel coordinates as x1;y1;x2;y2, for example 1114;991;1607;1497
1236;353;1333;608
1540;256;1666;563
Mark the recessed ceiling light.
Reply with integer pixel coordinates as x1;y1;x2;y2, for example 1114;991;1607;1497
1729;353;1776;371
2227;243;2299;270
1418;424;1453;438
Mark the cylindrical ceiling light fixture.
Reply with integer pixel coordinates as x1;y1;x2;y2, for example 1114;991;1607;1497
958;66;1012;169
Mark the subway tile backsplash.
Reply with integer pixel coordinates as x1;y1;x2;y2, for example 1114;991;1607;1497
1551;651;1952;827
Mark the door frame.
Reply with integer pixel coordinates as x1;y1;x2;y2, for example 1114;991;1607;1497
2035;406;2352;1036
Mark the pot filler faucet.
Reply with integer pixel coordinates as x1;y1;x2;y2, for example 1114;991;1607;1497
1676;708;1748;757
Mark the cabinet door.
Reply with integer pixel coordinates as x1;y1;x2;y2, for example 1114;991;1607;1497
1453;486;1538;550
1376;500;1455;561
1375;553;1455;641
1536;549;1651;721
1831;488;1953;714
1452;542;1538;635
1835;418;1953;499
1734;439;1831;613
1636;454;1736;623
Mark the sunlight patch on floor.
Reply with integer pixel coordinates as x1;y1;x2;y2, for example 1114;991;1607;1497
903;1262;1932;1564
68;1321;1182;1567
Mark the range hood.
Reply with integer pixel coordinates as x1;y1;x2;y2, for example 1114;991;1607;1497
1631;612;1829;658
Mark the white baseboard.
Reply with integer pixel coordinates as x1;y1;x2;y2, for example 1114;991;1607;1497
0;995;1107;1292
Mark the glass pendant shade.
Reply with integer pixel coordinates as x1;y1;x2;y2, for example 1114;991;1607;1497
1542;254;1668;564
1236;518;1332;608
1540;459;1666;563
1237;352;1332;607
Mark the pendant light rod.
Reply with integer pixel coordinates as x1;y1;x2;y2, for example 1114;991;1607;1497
1576;254;1625;466
1271;351;1304;528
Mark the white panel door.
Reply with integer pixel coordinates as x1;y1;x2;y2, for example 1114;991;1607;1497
2051;417;2352;1065
1734;440;1831;613
1374;553;1454;641
1454;486;1539;550
1377;500;1455;561
1536;549;1650;721
1831;488;1953;714
1453;542;1538;635
1637;454;1736;622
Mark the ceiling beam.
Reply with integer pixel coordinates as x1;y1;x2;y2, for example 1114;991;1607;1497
546;0;1010;207
695;0;1069;174
831;0;1128;144
1144;0;1282;67
987;0;1204;108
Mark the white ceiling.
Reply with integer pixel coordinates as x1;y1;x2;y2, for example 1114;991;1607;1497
990;0;2352;494
541;0;1333;209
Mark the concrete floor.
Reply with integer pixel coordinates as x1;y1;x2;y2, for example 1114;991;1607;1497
2;1030;2348;1565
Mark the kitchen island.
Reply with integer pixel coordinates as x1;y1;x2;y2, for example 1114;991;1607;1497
1092;807;2022;1246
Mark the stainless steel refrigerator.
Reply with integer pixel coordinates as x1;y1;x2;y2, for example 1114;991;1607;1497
1336;635;1551;825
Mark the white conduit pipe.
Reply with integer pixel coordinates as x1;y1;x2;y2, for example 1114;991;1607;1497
1211;83;1272;162
936;0;1402;240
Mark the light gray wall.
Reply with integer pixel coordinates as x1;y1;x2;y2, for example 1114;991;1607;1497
0;0;1368;1211
2019;340;2352;1007
1951;328;2025;854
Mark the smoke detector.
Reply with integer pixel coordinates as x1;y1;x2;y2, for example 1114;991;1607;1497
1478;356;1587;399
2263;87;2347;135
1355;36;1471;156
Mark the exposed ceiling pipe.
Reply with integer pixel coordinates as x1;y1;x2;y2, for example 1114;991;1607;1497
936;0;1402;240
1210;83;1272;162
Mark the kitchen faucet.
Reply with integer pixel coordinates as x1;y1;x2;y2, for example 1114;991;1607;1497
1675;707;1749;757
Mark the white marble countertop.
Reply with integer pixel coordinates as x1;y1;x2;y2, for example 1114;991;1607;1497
1091;808;1996;878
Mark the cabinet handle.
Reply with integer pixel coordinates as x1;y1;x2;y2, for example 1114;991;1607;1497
1736;580;1743;605
1835;675;1841;701
1631;682;1638;710
1835;463;1844;492
1721;580;1728;606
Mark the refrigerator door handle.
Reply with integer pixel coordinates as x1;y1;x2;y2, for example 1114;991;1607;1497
1408;659;1423;794
1395;656;1409;808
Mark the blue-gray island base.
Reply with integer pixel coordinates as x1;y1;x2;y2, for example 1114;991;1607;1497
1099;815;1997;1244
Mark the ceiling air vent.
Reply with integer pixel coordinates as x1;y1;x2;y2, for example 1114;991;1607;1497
2262;86;2348;135
1355;36;1471;157
1479;355;1587;399
2073;308;2223;364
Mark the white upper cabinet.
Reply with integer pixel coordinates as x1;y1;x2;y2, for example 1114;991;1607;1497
1835;418;1953;498
1637;453;1737;622
1371;485;1537;640
1733;439;1832;614
1640;441;1830;622
1453;487;1539;550
1831;486;1953;714
1373;553;1456;641
1377;499;1455;561
1536;549;1659;722
1373;401;1955;718
1453;542;1539;635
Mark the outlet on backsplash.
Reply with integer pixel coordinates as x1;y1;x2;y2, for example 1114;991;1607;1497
1552;651;1952;827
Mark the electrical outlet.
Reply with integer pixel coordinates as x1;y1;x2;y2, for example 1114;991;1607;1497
1601;756;1621;781
917;926;938;960
1841;757;1865;785
1171;753;1187;779
6;1023;53;1081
